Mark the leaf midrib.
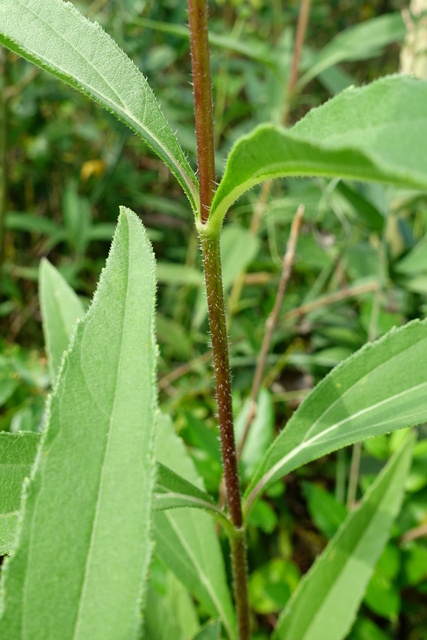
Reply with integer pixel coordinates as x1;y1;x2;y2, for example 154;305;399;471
71;234;131;638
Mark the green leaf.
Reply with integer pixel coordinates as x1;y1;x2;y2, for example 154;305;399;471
210;76;427;232
273;434;414;640
154;414;236;640
302;482;347;539
235;389;274;481
154;463;231;530
144;569;199;640
245;319;427;508
0;432;40;556
191;621;221;640
0;0;198;212
0;208;157;639
299;14;406;90
39;258;85;383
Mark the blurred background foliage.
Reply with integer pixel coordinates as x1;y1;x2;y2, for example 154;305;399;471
1;0;427;638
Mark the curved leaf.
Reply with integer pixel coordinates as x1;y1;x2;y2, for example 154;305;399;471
245;319;427;510
154;463;232;534
0;0;198;212
39;259;85;382
210;76;427;232
273;434;414;640
0;209;157;639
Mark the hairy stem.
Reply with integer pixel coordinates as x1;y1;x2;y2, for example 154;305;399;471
199;228;250;639
187;0;216;223
187;1;250;636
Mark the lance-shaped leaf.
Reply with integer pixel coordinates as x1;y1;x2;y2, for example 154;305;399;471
245;319;427;510
39;259;85;382
210;76;427;231
154;464;232;533
273;434;414;640
154;414;236;640
0;432;40;556
0;0;198;212
0;208;157;640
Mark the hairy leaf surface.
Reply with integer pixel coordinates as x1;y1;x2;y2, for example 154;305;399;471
245;319;427;508
0;432;39;556
273;434;414;640
211;76;427;231
0;209;157;640
0;0;198;211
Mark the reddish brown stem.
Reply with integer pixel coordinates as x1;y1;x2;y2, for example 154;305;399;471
187;0;216;223
201;231;243;528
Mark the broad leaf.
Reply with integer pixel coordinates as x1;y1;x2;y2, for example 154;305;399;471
0;432;40;556
210;76;427;231
39;258;85;382
273;434;414;640
154;414;236;640
245;319;427;509
0;208;157;639
0;0;198;211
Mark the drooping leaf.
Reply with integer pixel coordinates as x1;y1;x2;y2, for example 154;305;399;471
273;434;414;640
0;432;40;556
210;76;427;231
154;414;236;640
39;258;85;382
245;319;427;508
0;0;198;211
0;208;157;639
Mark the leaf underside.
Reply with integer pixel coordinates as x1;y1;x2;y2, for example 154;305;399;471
211;76;427;230
0;209;157;640
0;0;198;211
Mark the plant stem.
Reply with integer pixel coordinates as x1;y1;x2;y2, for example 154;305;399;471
199;227;250;639
187;1;250;636
200;230;242;526
187;0;216;223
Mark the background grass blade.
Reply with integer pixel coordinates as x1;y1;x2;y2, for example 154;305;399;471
0;432;39;556
245;319;427;508
154;413;236;640
0;0;198;211
273;434;414;640
210;76;427;231
39;259;85;383
0;208;157;640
